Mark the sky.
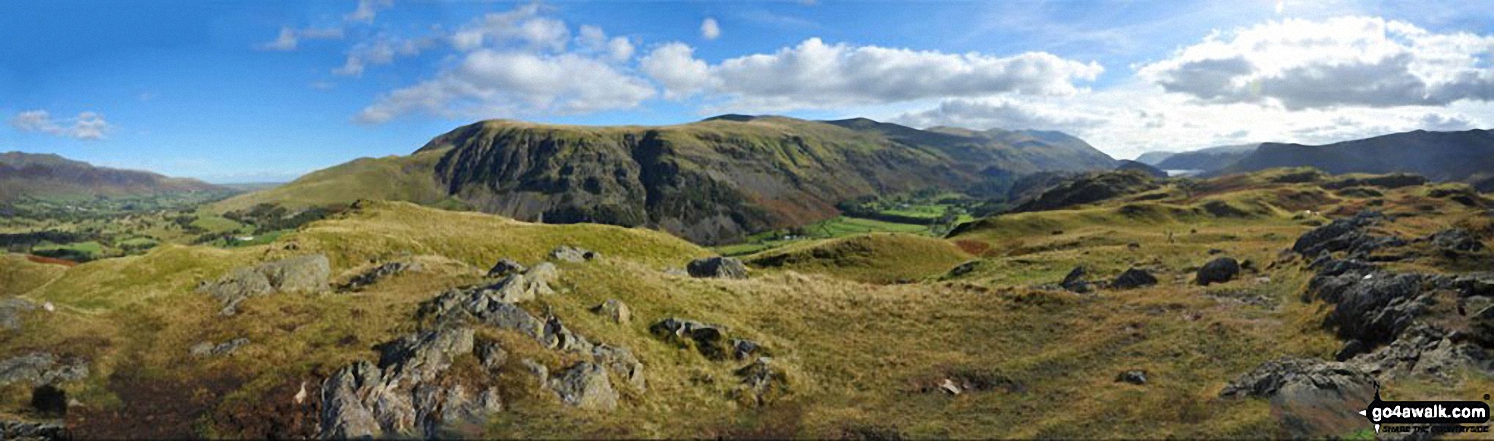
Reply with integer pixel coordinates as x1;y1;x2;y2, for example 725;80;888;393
2;0;1492;183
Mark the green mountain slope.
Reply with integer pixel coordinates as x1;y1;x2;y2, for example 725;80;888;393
0;152;228;201
221;116;1116;244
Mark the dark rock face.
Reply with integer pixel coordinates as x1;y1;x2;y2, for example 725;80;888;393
1291;211;1400;258
1220;357;1377;438
1060;266;1091;293
686;257;748;279
651;317;730;360
31;385;66;416
1196;257;1240;286
1310;271;1426;347
197;254;331;316
1111;268;1157;290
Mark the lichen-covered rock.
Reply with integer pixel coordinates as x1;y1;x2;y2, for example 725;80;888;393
0;298;36;331
549;362;618;411
198;254;331;315
686;257;748;279
190;337;250;358
319;327;485;440
735;357;788;406
591;344;646;391
0;353;87;387
1347;323;1490;380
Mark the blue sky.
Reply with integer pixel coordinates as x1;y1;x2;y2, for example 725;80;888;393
3;0;1492;182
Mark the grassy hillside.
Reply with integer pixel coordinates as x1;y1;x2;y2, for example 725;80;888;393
6;170;1491;439
224;116;1116;245
1219;129;1494;183
211;149;453;213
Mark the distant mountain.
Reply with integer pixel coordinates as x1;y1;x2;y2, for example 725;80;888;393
1150;143;1259;172
1115;159;1167;178
1217;130;1494;187
217;116;1116;244
1133;151;1176;165
0;151;229;201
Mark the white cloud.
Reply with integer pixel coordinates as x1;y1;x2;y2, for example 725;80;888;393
257;26;344;51
1138;16;1494;110
356;50;655;124
643;38;1102;111
345;0;393;24
10;110;112;140
451;5;570;52
576;25;634;62
893;99;1106;132
640;43;713;99
700;18;721;40
335;34;436;76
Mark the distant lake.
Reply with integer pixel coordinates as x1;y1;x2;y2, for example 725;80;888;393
1165;169;1203;177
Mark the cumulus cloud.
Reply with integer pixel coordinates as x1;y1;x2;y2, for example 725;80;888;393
345;0;393;24
893;99;1106;132
1138;16;1494;109
700;18;721;40
257;26;345;51
10;110;112;140
356;50;655;124
451;5;570;52
576;25;634;62
642;38;1102;111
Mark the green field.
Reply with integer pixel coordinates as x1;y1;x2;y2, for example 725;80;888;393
716;216;934;256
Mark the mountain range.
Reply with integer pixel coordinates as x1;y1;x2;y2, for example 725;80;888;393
0;152;227;202
214;115;1117;244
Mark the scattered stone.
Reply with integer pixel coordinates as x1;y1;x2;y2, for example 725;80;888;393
0;298;36;331
1126;242;1141;251
341;260;423;292
550;245;599;263
730;339;765;360
1115;370;1147;385
662;267;688;277
591;344;647;391
686;256;748;279
1060;266;1091;293
549;362;618;411
592;299;631;324
939;378;961;395
42;302;53;313
1111;268;1157;290
1196;257;1240;286
198;254;331;315
486;258;526;278
190;337;250;358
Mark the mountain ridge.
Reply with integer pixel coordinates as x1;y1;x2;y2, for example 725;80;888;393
0;151;230;201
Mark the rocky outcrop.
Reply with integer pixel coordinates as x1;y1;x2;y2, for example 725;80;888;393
0;353;87;387
319;327;495;439
0;420;65;441
1196;257;1239;286
1424;228;1486;254
198;254;331;316
190;338;250;358
734;357;788;406
1347;323;1490;380
686;257;748;279
0;297;36;331
651;317;731;360
486;259;525;278
1111;268;1157;290
1220;357;1377;438
340;261;423;292
1291;211;1403;259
